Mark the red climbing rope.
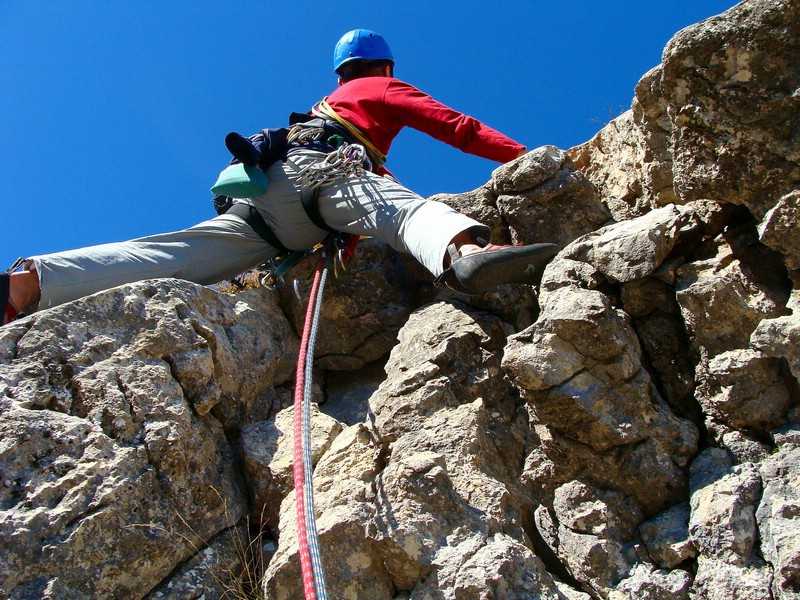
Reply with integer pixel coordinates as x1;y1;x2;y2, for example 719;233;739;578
290;235;359;599
292;253;328;600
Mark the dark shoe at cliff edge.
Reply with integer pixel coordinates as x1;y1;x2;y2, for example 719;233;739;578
437;242;559;295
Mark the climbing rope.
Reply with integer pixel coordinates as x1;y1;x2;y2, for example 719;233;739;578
292;250;331;600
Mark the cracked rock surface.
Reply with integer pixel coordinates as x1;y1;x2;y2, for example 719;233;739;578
2;1;800;598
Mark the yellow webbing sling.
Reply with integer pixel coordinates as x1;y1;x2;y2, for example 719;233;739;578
312;98;387;168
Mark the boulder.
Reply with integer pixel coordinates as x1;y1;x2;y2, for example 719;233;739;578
0;280;296;598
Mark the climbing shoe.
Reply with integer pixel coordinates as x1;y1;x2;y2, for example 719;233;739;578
436;243;559;295
1;258;24;326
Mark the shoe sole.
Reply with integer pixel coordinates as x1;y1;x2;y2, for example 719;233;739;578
451;243;559;294
1;273;11;325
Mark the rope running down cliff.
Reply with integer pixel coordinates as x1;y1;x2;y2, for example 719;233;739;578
292;250;331;600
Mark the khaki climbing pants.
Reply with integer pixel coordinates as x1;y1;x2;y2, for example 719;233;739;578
30;148;489;310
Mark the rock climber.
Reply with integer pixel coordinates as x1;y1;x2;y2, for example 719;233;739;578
1;29;558;326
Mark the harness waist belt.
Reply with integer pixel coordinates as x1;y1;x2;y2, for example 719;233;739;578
300;186;334;232
227;202;288;252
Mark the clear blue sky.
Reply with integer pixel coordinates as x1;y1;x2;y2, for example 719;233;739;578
0;1;737;270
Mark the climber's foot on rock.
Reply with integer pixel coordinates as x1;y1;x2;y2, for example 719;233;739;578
438;243;559;295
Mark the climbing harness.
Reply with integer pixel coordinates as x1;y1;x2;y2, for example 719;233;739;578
247;122;368;291
294;141;372;189
211;108;373;260
312;98;387;168
258;234;359;291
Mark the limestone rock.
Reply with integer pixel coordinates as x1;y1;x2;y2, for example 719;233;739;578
757;438;800;600
676;230;789;358
752;288;800;380
691;556;772;600
451;533;587;600
759;190;800;270
144;525;252;600
504;217;699;514
614;563;692;600
687;449;772;598
688;454;762;562
278;237;417;370
491;145;566;195
0;280;295;598
560;204;684;284
368;302;511;445
494;146;611;248
263;424;390;599
568;110;655;222
263;301;579;598
576;0;800;220
621;277;696;416
240;403;343;529
551;480;641;592
322;359;386;426
658;0;800;216
638;502;695;570
695;348;791;439
629;67;680;209
3;2;800;598
433;145;611;255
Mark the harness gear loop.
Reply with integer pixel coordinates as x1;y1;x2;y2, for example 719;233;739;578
285;140;371;238
257;233;361;291
295;142;371;190
312;98;387;168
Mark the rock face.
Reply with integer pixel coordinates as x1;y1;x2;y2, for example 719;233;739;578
570;0;800;223
1;0;799;598
0;282;297;598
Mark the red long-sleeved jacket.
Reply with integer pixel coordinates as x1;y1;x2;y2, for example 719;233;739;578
324;77;525;166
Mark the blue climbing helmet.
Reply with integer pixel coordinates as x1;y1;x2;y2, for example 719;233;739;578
333;29;394;75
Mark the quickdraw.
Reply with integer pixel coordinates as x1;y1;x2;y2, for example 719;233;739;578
294;142;372;189
287;123;326;147
259;234;360;292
